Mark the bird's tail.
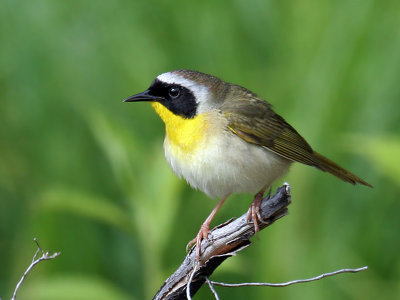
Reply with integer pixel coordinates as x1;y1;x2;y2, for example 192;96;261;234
313;152;372;187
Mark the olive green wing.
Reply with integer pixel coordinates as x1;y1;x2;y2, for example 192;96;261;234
221;97;372;187
222;98;318;166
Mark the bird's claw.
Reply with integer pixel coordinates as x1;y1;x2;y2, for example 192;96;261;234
186;224;210;260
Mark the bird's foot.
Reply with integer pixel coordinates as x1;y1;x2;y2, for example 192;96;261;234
186;223;210;260
186;195;229;260
247;192;263;233
247;187;271;232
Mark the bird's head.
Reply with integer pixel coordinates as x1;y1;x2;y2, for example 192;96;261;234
124;70;229;120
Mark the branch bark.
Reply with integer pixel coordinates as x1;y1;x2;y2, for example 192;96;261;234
153;183;291;300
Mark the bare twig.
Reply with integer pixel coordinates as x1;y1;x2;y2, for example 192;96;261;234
11;238;60;300
210;266;368;288
206;277;220;300
186;263;199;300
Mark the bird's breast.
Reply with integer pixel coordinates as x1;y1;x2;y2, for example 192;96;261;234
151;103;291;198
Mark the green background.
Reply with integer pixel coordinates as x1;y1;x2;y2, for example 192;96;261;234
1;0;399;299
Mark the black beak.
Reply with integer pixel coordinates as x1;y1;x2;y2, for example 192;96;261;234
123;90;163;102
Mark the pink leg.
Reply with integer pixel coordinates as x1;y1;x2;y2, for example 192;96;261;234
187;195;230;259
247;184;269;233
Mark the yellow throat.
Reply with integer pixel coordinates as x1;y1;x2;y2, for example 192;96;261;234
151;102;207;152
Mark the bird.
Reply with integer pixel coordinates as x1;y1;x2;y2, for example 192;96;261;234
124;69;371;258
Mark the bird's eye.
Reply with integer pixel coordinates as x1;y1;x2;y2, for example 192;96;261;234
169;87;180;98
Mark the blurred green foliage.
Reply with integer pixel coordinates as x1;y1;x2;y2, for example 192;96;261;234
1;0;399;299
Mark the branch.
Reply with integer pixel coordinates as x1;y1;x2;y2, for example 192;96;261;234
210;266;368;288
10;238;60;300
153;183;292;300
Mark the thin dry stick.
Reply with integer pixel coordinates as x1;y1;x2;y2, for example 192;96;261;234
11;238;60;300
203;266;368;299
186;263;199;300
206;278;220;300
206;266;368;300
210;266;368;288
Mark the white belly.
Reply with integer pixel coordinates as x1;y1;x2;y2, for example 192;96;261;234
164;127;291;199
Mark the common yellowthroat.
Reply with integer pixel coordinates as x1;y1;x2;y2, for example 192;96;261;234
124;70;371;257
